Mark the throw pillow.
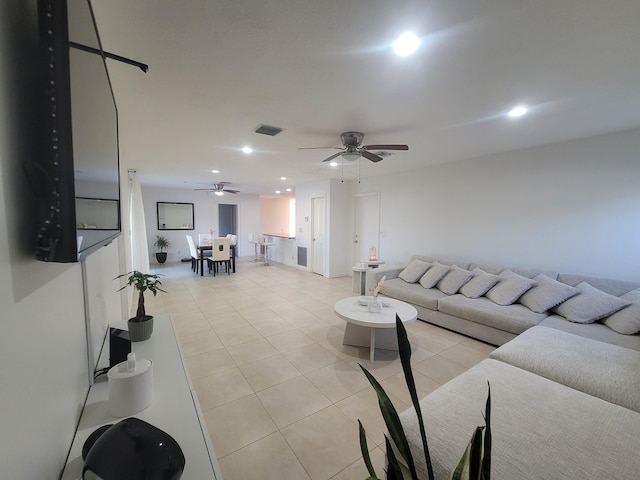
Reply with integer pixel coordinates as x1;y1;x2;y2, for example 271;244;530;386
486;270;537;306
518;274;581;313
398;259;431;283
602;288;640;335
418;262;450;289
553;282;631;324
436;265;474;295
459;268;500;299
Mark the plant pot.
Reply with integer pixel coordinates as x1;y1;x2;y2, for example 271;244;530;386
128;316;154;342
155;252;168;264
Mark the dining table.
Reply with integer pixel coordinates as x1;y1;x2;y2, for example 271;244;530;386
198;244;236;276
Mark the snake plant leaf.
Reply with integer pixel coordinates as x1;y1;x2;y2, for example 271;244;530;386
396;316;435;480
449;426;482;480
360;365;419;480
482;382;492;480
385;435;404;480
468;426;484;480
358;420;379;480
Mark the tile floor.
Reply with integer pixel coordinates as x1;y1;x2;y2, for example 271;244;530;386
148;257;494;480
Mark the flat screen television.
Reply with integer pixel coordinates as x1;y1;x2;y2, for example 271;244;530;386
35;0;120;262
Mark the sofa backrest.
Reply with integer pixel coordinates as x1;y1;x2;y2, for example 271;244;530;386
469;263;558;280
410;254;471;270
557;274;640;296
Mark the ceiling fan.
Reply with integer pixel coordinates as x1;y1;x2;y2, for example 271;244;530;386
299;131;409;163
194;182;239;195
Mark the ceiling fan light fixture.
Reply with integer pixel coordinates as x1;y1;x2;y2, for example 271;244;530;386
342;152;361;162
214;191;224;196
393;32;421;57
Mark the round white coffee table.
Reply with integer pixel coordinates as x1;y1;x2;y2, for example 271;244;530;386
334;296;417;363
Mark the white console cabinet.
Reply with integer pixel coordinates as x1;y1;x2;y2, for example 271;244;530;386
61;314;222;479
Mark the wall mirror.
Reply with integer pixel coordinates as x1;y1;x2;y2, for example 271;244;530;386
157;202;194;230
76;197;120;230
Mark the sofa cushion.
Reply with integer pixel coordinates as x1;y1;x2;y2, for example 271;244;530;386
603;304;640;335
418;262;450;289
436;265;474;295
491;326;640;412
553;281;630;324
399;359;640;480
438;295;547;335
398;259;431;283
603;288;640;334
459;268;500;299
380;278;446;310
540;315;640;351
557;274;640;297
518;274;580;313
486;270;537;306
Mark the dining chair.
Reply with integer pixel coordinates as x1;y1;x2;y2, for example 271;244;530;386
207;237;231;276
186;235;199;273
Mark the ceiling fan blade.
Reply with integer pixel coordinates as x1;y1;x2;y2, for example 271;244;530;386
225;190;240;194
361;150;383;163
194;188;213;191
362;144;409;151
298;146;343;150
321;151;346;163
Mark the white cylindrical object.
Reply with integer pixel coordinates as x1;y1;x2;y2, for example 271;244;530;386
107;353;153;418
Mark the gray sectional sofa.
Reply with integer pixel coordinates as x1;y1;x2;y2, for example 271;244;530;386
366;254;640;479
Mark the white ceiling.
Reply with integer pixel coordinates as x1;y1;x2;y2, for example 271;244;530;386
91;0;640;195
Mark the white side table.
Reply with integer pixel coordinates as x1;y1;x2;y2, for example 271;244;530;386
365;259;385;269
352;267;370;294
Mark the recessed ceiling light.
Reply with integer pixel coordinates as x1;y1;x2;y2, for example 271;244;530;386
329;161;338;167
211;169;220;173
242;146;253;154
393;32;421;57
286;188;292;192
275;190;281;194
508;105;528;118
280;176;287;180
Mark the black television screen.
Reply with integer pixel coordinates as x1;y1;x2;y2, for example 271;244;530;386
36;0;120;262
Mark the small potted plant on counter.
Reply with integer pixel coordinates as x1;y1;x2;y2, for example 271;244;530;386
153;235;170;264
115;270;166;342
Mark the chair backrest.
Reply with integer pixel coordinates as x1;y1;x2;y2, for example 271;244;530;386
213;237;231;260
256;234;266;244
198;233;212;246
229;234;237;246
186;235;198;258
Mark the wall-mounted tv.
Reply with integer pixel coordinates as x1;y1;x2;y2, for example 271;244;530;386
35;0;120;262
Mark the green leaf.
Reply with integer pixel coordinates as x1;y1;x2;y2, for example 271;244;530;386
385;435;404;480
360;364;419;480
449;428;474;480
468;426;484;480
396;316;435;480
482;382;492;480
358;420;378;479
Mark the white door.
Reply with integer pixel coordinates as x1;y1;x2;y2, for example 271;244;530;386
354;193;380;264
311;196;326;275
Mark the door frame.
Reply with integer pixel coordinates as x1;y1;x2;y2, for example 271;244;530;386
352;192;380;266
311;195;326;276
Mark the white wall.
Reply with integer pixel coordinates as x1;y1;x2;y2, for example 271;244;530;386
354;128;640;282
295;178;351;277
0;2;127;477
141;186;260;263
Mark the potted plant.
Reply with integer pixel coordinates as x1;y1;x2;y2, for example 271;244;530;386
115;270;166;342
154;235;170;264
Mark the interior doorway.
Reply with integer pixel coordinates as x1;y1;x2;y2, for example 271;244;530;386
353;193;380;265
311;196;326;276
218;203;238;247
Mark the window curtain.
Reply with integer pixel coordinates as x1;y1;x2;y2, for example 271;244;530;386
129;170;150;272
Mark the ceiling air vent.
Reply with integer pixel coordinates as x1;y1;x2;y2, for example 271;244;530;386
255;124;283;136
